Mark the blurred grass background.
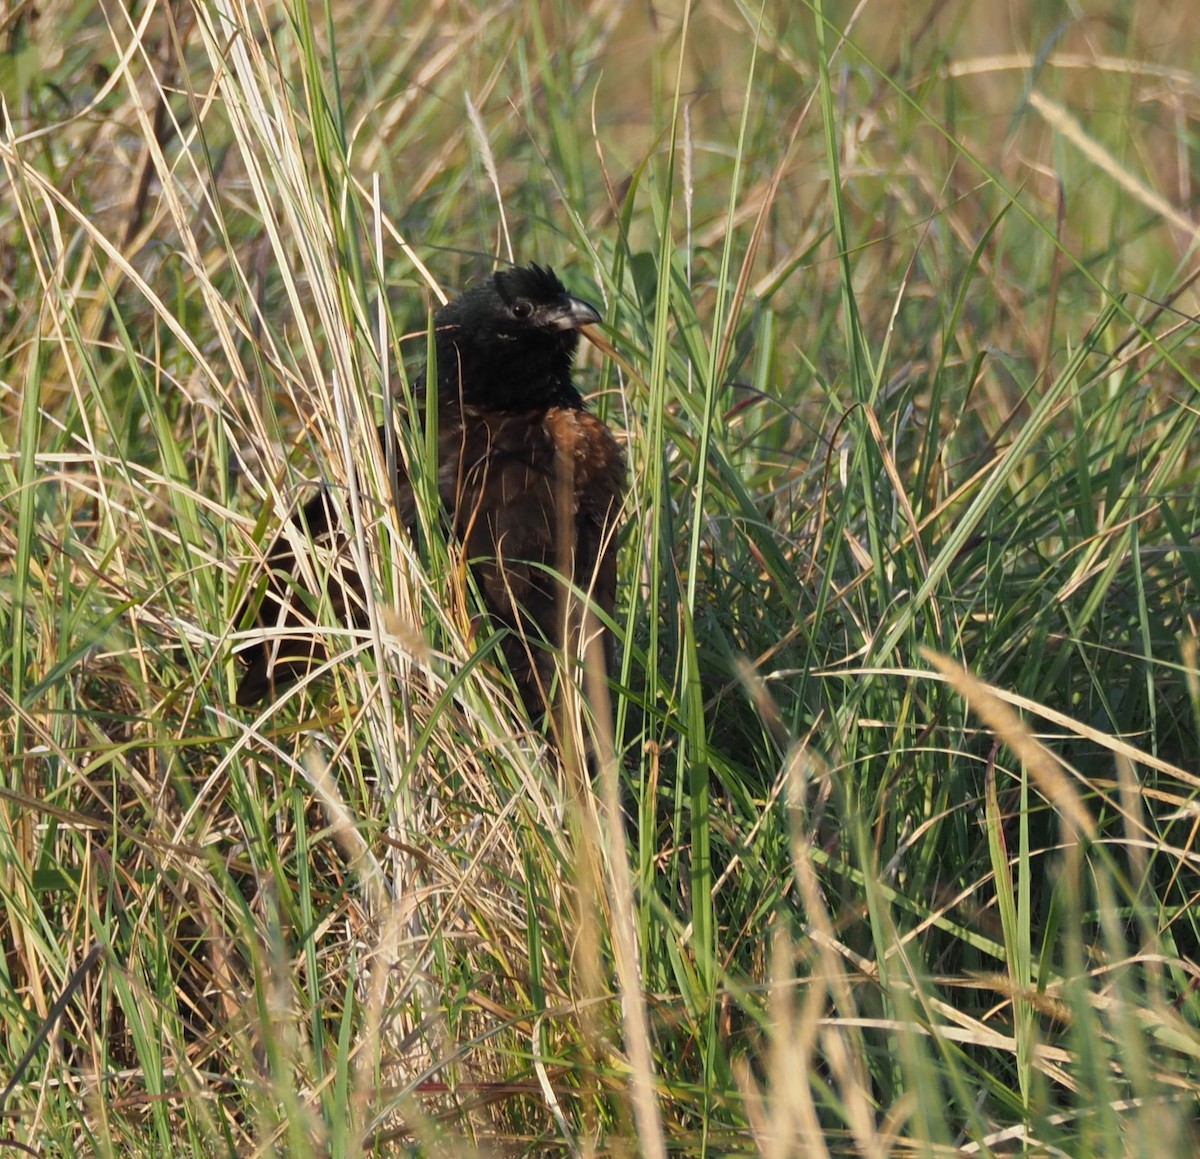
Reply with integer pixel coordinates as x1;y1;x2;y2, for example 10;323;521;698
2;0;1199;1153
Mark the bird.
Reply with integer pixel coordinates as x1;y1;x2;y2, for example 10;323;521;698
234;263;626;722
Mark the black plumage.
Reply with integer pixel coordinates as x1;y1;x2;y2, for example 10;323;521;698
234;264;626;718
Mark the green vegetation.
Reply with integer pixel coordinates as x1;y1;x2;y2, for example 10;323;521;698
2;0;1198;1153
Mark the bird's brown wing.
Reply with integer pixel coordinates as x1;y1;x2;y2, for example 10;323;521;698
544;406;625;619
548;407;626;703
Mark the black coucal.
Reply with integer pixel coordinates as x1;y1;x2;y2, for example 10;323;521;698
234;263;626;719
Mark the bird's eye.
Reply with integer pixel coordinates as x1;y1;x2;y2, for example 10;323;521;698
511;299;533;319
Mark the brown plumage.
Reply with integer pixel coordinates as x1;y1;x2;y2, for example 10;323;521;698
234;264;625;719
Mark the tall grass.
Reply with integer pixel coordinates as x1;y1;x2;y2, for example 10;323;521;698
2;0;1198;1153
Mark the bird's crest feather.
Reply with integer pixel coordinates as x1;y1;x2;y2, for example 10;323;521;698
493;263;567;305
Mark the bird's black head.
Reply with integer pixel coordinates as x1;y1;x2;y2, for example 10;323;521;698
430;263;602;410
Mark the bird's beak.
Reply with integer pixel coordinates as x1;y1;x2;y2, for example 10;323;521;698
547;294;603;331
